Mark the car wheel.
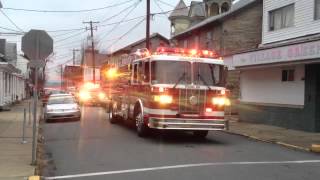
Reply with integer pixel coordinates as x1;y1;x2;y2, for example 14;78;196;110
108;104;117;124
193;130;209;139
135;108;148;137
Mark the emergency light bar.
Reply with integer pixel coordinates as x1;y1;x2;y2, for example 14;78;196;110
155;47;219;58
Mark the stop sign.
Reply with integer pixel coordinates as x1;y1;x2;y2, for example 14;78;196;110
22;29;53;60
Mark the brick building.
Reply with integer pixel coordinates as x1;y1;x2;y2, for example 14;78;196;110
170;0;263;99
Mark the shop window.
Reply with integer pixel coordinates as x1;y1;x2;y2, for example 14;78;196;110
269;4;294;31
315;0;320;20
282;69;295;82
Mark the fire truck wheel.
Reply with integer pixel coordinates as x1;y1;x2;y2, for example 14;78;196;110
193;130;209;139
108;105;117;124
135;109;148;137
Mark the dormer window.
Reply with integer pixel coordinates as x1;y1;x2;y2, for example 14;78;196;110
221;2;230;13
209;3;219;16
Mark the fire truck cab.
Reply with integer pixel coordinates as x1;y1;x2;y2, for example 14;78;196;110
108;47;230;138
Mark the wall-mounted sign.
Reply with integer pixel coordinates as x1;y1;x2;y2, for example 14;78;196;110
233;40;320;67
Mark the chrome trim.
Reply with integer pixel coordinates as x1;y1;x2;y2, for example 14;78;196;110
148;117;227;130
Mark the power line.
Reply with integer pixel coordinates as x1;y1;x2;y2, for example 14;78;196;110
2;0;135;13
51;29;84;38
153;0;169;18
100;1;139;23
98;1;141;47
106;18;146;51
156;0;175;8
54;39;85;48
47;28;86;33
55;30;86;43
0;10;24;32
0;25;23;33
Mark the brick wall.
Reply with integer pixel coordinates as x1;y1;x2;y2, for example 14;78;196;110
174;1;262;100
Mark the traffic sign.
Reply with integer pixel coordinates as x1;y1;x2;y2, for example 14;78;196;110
22;29;53;60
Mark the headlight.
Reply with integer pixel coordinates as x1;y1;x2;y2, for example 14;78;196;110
212;97;231;106
79;91;91;101
154;95;173;104
98;92;106;100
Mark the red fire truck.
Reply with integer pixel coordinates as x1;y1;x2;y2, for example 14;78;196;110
107;47;230;138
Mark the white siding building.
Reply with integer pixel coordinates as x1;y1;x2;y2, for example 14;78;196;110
232;0;320;132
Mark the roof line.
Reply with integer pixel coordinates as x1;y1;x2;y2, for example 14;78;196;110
172;0;260;39
110;33;169;54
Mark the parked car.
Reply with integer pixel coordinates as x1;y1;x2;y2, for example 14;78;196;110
42;89;68;106
44;94;81;122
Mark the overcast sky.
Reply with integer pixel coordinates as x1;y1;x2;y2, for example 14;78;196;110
1;0;197;81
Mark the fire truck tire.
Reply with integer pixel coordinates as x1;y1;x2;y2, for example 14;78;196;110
193;130;209;139
135;108;149;137
108;104;118;124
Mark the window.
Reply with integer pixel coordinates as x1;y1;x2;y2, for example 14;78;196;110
143;61;150;82
206;31;212;41
194;35;200;49
315;0;320;20
137;62;143;82
282;69;295;82
269;4;294;31
183;40;188;48
133;64;138;83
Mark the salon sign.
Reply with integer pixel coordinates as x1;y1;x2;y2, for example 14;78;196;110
233;40;320;67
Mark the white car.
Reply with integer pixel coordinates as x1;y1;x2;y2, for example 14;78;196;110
44;94;81;122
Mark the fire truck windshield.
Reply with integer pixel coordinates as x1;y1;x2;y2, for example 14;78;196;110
151;61;191;85
193;62;223;86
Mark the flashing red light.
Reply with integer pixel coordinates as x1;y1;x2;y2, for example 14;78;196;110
155;47;219;58
202;50;209;55
189;49;198;56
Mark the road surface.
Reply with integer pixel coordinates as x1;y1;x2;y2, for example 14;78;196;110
41;106;320;180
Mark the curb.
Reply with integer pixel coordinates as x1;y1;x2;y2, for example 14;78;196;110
28;176;41;180
311;144;320;153
224;130;313;153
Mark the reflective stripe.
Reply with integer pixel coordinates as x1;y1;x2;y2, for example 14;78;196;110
144;107;177;115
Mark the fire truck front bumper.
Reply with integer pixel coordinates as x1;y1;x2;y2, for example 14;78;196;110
148;117;228;131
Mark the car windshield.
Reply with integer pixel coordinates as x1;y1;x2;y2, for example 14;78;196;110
151;61;191;84
193;62;224;86
48;96;75;105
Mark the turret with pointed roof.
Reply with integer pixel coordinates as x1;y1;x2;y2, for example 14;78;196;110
169;0;189;20
169;0;191;37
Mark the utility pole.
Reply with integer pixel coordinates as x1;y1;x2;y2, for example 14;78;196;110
83;21;99;83
146;0;150;51
60;64;63;90
72;49;80;65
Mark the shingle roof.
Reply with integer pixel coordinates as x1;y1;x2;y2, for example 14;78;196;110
172;0;258;38
189;1;206;17
169;0;189;18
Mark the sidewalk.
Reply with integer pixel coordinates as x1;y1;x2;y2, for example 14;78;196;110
0;100;40;180
227;116;320;152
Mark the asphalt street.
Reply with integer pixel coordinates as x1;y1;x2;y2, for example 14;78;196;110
41;106;320;180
